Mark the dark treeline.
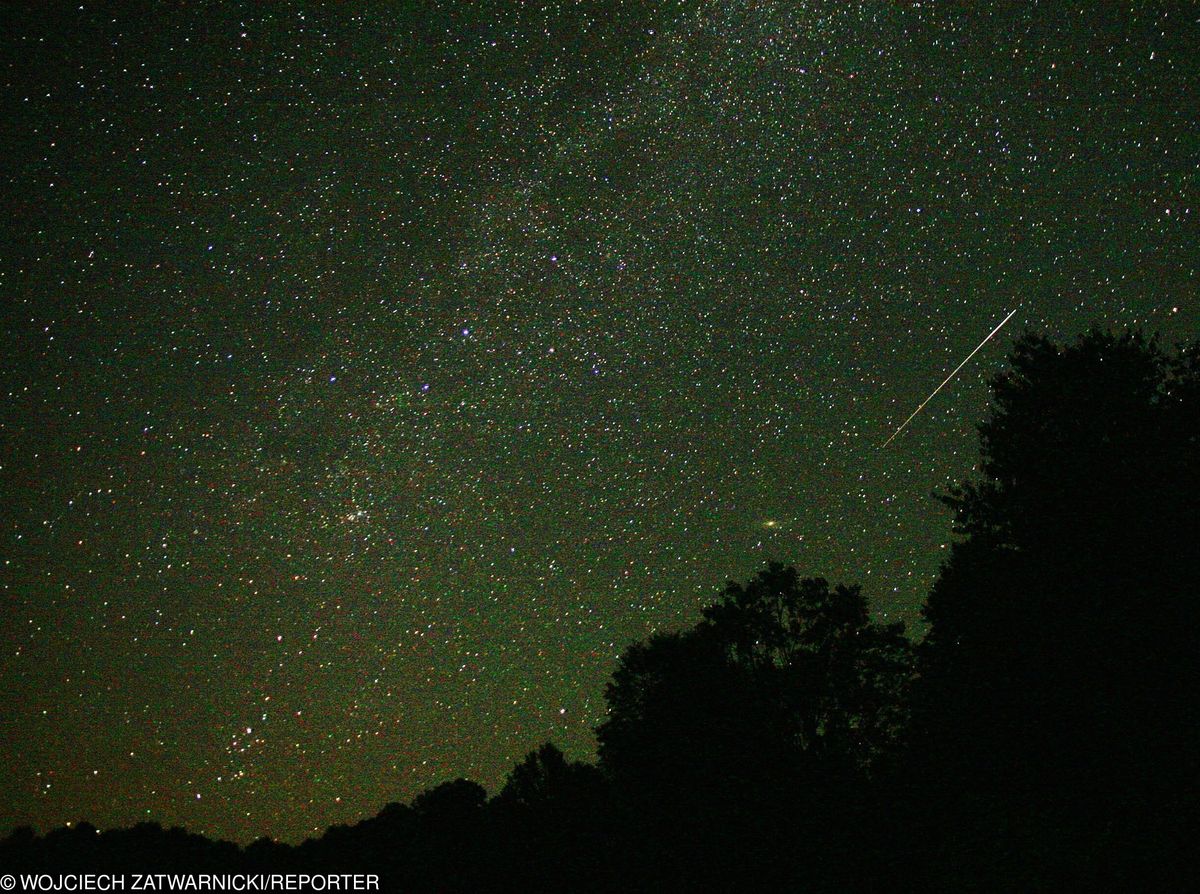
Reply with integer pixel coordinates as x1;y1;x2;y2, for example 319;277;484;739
4;328;1199;890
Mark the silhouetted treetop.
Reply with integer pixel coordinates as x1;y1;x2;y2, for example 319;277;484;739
919;327;1200;771
411;778;487;822
597;563;911;804
497;742;604;809
701;564;910;762
939;328;1199;550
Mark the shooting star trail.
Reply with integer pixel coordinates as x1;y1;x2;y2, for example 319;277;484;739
882;307;1019;448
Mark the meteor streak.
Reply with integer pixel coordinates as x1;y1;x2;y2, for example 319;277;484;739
882;307;1019;448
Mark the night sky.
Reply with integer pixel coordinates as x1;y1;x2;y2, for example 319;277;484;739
2;2;1195;844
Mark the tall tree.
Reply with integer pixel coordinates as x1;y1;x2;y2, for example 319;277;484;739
913;329;1200;885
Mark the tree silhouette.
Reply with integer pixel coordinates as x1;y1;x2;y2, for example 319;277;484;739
701;563;911;768
598;564;910;798
911;329;1200;887
410;778;487;823
496;742;604;809
489;744;613;892
594;564;911;890
596;628;756;803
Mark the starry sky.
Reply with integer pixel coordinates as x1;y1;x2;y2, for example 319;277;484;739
1;1;1195;844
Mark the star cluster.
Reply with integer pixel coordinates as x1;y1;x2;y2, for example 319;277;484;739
1;1;1195;842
